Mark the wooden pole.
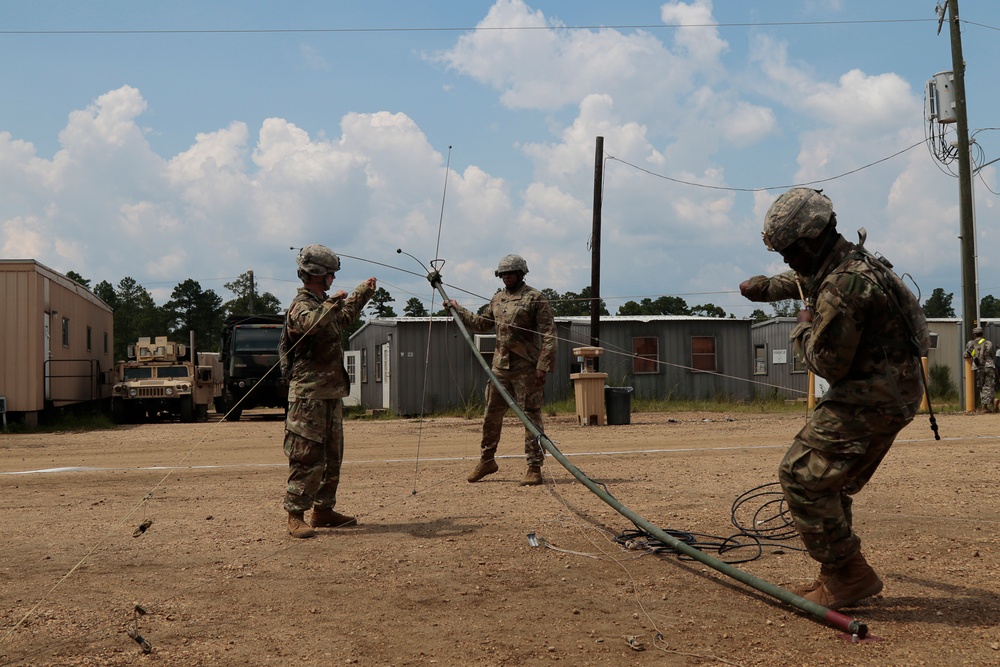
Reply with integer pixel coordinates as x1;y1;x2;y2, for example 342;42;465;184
590;136;604;369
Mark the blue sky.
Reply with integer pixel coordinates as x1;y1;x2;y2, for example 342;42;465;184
3;1;1000;319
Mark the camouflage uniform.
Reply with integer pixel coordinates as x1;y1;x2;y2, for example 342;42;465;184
282;282;374;514
963;334;996;410
743;235;929;564
452;282;557;466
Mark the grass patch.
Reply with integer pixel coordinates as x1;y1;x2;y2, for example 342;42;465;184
4;412;117;434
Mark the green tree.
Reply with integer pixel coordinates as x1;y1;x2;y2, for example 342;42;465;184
113;277;165;361
163;279;225;352
65;270;91;288
223;271;281;316
923;288;955;318
690;303;727;318
981;294;1000;318
403;297;428;317
749;308;770;322
575;286;610;316
94;280;117;308
369;287;397;318
616;296;690;316
772;299;798;317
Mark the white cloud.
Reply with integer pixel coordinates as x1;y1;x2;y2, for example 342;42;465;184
2;0;990;321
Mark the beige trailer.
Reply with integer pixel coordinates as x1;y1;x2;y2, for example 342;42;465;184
0;259;114;426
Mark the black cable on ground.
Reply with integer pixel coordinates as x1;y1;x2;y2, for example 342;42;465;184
613;482;805;565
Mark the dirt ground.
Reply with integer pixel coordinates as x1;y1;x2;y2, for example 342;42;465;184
1;407;999;667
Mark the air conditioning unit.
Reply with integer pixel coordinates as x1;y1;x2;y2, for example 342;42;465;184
474;334;497;355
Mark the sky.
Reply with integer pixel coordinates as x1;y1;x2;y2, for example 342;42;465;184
3;0;1000;320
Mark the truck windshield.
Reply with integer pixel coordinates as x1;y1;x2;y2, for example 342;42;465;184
158;366;190;378
234;327;282;353
124;368;153;379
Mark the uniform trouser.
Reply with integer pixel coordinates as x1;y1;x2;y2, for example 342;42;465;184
480;366;545;467
977;368;996;407
778;400;913;565
283;398;344;513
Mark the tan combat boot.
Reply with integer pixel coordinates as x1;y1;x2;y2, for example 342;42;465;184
287;511;316;538
467;457;499;483
519;465;543;486
310;507;358;528
800;552;883;609
789;563;836;597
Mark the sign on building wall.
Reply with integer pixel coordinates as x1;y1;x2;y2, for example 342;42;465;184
772;349;787;364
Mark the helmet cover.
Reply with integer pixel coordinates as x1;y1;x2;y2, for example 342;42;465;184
297;244;341;277
762;188;834;253
495;254;529;277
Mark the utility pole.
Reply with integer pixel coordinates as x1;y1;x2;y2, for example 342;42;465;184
248;269;256;314
590;136;604;364
944;0;978;339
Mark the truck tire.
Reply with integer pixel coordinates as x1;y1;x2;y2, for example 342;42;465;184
225;406;242;422
179;396;195;423
112;399;125;423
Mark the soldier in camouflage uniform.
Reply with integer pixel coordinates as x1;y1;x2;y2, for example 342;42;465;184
963;326;996;412
740;188;929;609
444;254;557;486
282;244;377;538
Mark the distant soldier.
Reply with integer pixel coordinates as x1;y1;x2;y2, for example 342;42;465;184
444;254;557;486
282;244;376;538
963;326;996;413
740;188;929;610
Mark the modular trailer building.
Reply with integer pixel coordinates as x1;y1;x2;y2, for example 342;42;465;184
349;315;754;416
0;259;114;425
749;317;964;403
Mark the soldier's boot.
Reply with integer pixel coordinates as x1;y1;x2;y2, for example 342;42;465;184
467;457;499;483
519;465;543;486
801;552;883;610
287;511;316;539
789;563;836;597
310;507;358;528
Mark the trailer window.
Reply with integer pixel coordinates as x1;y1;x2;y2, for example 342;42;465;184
631;337;659;374
691;336;717;372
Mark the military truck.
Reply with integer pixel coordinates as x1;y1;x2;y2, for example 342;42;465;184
111;336;223;423
218;314;288;421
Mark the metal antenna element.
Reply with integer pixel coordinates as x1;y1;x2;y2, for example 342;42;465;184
396;248;431;275
434;145;452;263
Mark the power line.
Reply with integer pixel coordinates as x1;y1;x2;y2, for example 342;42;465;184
605;139;929;193
0;18;938;36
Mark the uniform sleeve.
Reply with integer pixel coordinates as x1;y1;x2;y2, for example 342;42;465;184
790;274;866;382
335;281;376;327
742;271;801;302
458;300;498;334
534;295;557;373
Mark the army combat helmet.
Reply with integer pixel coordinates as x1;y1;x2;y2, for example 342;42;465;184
761;188;835;253
297;244;341;281
495;254;529;277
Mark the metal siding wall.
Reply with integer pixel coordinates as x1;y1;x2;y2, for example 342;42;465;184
750;319;807;400
931;318;965;402
0;265;44;411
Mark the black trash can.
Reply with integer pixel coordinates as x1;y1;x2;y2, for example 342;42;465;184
605;386;633;425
